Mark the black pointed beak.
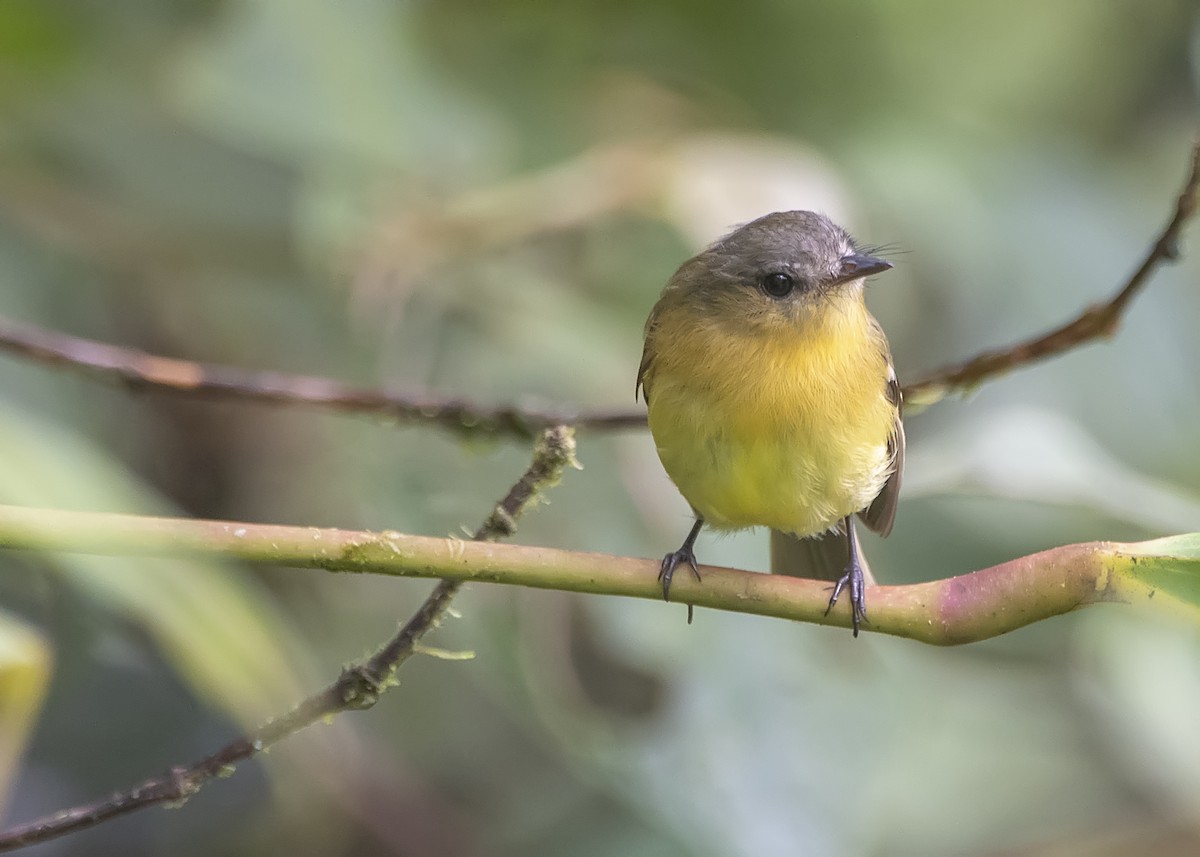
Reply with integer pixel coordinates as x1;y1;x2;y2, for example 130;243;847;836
832;253;892;285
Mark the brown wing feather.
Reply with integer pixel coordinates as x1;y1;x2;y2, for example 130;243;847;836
858;369;904;536
636;305;661;404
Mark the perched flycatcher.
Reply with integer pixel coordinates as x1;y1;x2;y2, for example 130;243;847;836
637;210;904;635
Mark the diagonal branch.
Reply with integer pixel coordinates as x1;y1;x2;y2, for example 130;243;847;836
0;138;1195;435
0;427;578;854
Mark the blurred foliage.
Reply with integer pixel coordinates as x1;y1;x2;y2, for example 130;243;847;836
0;1;1198;855
0;609;50;816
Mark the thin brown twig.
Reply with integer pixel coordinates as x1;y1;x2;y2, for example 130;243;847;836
0;319;641;437
0;426;577;853
0;139;1193;434
902;137;1200;404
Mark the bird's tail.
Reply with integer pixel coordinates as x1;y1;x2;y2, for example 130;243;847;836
769;526;875;586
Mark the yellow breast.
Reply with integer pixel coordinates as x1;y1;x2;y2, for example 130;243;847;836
643;293;895;536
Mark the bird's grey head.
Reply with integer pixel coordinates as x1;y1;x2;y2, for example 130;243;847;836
705;211;889;296
663;210;892;328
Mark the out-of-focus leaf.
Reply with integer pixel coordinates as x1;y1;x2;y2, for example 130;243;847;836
0;609;51;816
166;0;499;173
0;1;78;84
1074;609;1200;821
904;406;1200;533
660;133;854;249
0;404;313;724
512;598;1129;857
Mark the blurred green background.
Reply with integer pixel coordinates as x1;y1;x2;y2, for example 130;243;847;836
1;1;1199;855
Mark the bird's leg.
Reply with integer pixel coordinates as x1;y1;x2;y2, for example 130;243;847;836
825;516;868;637
659;517;704;622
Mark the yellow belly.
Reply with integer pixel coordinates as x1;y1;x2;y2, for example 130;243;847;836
644;299;894;536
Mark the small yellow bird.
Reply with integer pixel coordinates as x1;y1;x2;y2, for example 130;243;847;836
637;211;903;635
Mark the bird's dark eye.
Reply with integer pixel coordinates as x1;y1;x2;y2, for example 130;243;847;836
761;272;795;297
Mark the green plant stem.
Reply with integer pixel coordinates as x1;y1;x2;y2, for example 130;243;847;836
0;502;1186;645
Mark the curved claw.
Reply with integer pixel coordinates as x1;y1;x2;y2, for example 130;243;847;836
659;518;705;624
658;548;701;602
825;561;869;637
